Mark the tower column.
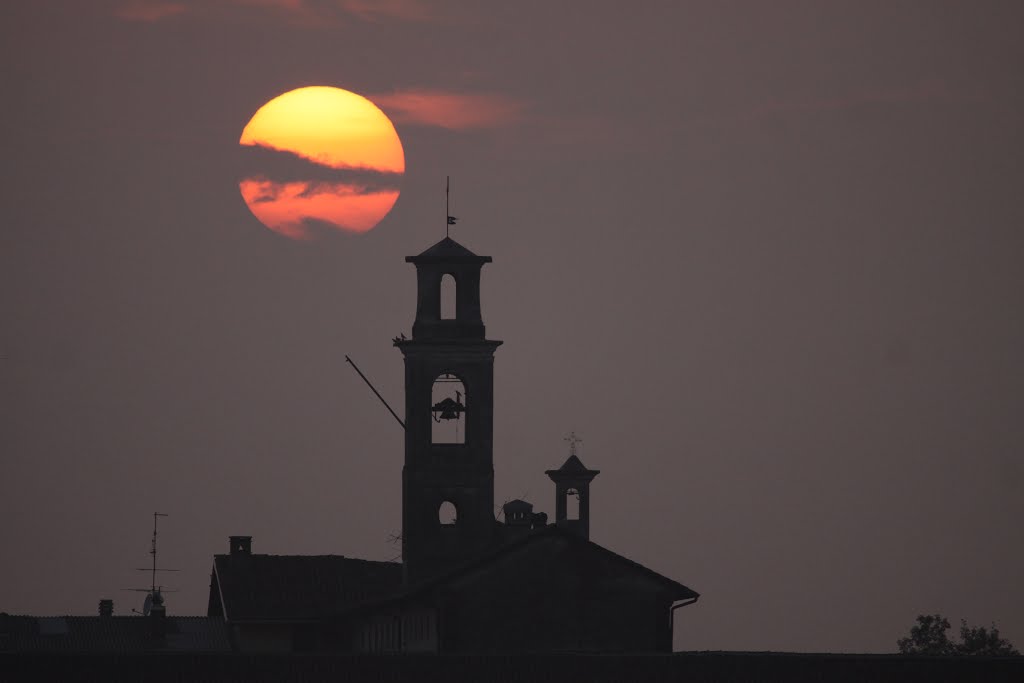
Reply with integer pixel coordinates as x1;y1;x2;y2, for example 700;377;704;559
395;237;502;585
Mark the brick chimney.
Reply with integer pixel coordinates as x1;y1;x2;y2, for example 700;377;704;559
229;535;252;555
98;599;113;617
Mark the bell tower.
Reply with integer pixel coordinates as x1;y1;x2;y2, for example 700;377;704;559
395;237;502;585
546;434;600;540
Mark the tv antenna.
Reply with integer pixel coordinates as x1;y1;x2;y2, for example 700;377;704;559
121;512;180;614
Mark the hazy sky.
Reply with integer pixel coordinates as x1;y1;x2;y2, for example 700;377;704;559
2;0;1023;653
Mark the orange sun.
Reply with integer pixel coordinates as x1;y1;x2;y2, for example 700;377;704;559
239;86;404;239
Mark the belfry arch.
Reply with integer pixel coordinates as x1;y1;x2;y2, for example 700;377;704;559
431;373;466;445
438;501;458;526
440;274;456;320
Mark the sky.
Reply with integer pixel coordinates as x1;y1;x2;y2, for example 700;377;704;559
2;0;1023;654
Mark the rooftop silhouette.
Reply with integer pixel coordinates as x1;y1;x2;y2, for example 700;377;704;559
206;235;699;653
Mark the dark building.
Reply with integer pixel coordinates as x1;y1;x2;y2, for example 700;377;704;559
207;237;699;653
207;543;401;651
0;598;231;653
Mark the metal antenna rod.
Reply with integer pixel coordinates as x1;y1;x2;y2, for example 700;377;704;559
150;512;167;594
126;512;178;613
345;355;406;429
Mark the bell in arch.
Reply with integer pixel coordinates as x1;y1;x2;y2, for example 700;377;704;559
431;395;465;422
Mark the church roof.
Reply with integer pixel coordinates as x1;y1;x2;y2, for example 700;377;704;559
405;237;492;264
0;614;231;652
350;525;698;614
210;555;402;622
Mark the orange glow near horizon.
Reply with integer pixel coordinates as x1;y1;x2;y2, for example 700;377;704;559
239;86;404;239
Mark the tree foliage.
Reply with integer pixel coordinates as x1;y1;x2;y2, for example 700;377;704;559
898;614;1019;656
958;621;1020;657
898;614;953;655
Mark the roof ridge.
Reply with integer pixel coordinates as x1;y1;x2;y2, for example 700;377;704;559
214;553;398;563
360;526;697;609
4;614;219;619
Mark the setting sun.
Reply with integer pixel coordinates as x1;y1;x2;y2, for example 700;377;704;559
239;86;404;239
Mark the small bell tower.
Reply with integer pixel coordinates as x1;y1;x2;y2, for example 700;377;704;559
546;433;600;540
395;237;502;584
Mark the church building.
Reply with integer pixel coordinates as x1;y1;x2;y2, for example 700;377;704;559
207;237;698;653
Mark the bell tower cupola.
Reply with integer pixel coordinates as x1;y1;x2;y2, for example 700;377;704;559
546;434;600;540
407;237;490;341
396;237;502;585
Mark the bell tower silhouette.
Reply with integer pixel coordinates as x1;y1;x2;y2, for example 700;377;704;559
395;237;502;584
546;433;600;540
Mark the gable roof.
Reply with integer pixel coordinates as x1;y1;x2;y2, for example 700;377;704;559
351;525;697;615
0;614;231;652
211;554;402;622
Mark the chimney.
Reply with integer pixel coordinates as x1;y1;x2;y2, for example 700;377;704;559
229;535;252;556
98;599;113;617
149;591;167;639
502;499;534;527
502;500;535;541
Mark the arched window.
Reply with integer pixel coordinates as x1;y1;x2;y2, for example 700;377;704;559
431;373;466;444
438;501;458;525
440;274;456;320
566;488;580;521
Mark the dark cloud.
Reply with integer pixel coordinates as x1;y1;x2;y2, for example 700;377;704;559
238;143;402;193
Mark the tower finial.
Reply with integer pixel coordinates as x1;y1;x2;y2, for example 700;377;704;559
564;431;583;456
446;176;457;237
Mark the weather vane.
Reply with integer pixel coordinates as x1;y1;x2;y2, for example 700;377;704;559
446;176;458;238
564;431;583;456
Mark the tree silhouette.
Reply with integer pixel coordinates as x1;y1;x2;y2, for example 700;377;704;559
898;614;1019;656
958;620;1020;656
898;614;953;655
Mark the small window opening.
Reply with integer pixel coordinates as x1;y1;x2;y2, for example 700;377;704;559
566;488;580;521
431;374;466;444
439;501;458;526
440;274;456;320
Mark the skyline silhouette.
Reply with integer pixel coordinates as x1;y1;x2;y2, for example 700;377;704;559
2;1;1023;654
